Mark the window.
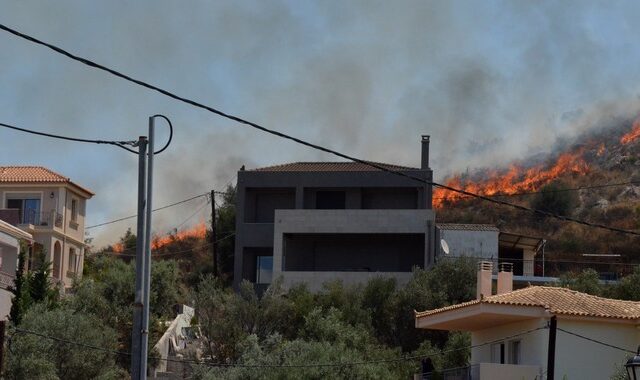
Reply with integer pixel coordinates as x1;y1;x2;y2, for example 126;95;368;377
68;248;77;273
315;191;346;209
256;256;273;284
490;342;505;364
7;198;41;224
509;340;521;365
71;199;78;222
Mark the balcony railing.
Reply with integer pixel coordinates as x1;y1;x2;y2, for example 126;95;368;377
0;271;15;289
419;363;540;380
19;210;63;228
439;256;638;281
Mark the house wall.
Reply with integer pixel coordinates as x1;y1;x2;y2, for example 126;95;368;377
437;228;498;258
471;318;547;373
0;185;89;288
555;318;639;380
471;317;640;380
272;209;434;290
234;167;434;289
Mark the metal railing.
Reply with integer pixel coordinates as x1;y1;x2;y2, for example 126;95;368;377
419;364;478;380
20;210;63;228
0;271;15;289
439;255;637;281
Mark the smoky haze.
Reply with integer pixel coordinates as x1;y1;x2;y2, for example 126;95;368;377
1;1;640;247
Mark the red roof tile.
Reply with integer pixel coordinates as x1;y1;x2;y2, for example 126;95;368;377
0;166;94;196
415;286;640;320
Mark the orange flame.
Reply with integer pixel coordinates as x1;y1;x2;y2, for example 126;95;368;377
151;221;207;250
113;242;124;253
433;150;589;208
621;119;640;144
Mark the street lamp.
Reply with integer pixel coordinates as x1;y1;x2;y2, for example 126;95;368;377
626;346;640;380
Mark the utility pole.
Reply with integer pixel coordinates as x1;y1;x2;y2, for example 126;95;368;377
131;116;159;379
131;135;148;380
547;315;557;380
0;320;6;375
210;190;218;275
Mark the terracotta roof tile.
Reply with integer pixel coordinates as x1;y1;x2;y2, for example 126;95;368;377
0;166;94;196
415;286;640;320
250;161;420;172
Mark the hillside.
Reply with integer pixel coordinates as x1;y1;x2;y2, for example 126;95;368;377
435;117;640;262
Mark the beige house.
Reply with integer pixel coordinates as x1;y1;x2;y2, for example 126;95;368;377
415;262;640;379
0;218;33;319
0;166;93;288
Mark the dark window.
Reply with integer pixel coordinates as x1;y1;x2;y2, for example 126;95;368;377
256;256;273;284
315;191;346;209
7;198;41;224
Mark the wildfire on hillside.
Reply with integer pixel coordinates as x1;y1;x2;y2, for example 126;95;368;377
433;116;640;208
433;150;590;207
151;221;207;250
111;221;207;253
621;118;640;144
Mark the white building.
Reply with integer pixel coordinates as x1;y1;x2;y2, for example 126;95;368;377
415;262;640;379
0;218;33;319
0;166;93;288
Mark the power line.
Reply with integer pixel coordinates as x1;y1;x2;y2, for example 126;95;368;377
433;180;640;201
11;325;546;369
86;191;229;229
0;121;138;152
557;327;636;354
97;233;235;257
2;24;639;237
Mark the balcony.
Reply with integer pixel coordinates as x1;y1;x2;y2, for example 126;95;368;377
418;363;540;379
16;210;63;229
0;271;14;290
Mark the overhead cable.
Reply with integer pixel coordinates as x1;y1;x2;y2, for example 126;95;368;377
2;23;639;236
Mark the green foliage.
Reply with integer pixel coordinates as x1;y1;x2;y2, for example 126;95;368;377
531;181;578;216
557;268;603;296
6;305;126;380
610;266;640;301
215;185;236;280
8;243;30;325
9;246;59;326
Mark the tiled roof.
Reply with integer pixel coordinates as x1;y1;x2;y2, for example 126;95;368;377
0;166;94;196
415;286;640;320
250;161;420;172
437;223;499;232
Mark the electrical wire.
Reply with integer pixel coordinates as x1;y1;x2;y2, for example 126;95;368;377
556;327;636;354
86;191;216;229
0;121;138;152
10;325;546;369
97;233;235;257
432;179;640;200
2;23;639;236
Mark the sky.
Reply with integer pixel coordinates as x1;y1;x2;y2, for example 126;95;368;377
2;1;640;247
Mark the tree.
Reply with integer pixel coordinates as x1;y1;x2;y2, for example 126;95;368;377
8;242;30;325
8;245;58;326
6;305;126;380
557;269;603;296
215;185;236;281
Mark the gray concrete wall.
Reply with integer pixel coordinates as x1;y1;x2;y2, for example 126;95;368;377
272;209;434;290
233;166;434;289
437;229;499;259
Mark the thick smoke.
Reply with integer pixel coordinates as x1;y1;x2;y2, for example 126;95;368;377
2;1;640;247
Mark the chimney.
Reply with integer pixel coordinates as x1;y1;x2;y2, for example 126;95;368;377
476;261;492;300
497;262;513;295
421;135;430;170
